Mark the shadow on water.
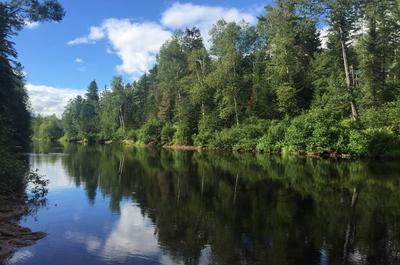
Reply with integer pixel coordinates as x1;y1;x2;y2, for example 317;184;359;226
22;143;400;265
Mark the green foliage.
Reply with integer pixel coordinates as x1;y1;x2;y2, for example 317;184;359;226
256;120;289;152
137;119;163;145
172;123;191;145
348;128;400;156
193;113;219;146
161;123;175;145
283;109;349;152
0;0;64;218
208;120;268;151
38;1;399;158
32;115;64;141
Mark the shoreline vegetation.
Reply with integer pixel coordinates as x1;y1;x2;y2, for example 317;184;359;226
36;97;400;159
0;189;47;263
0;0;65;262
32;1;400;159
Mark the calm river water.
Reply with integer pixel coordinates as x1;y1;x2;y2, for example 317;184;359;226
7;144;400;265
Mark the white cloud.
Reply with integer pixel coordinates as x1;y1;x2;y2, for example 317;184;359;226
67;26;106;45
25;21;39;29
67;19;171;77
26;83;82;117
319;27;329;49
67;36;89;45
102;204;159;262
75;57;84;63
8;249;34;263
88;26;105;40
66;2;258;77
161;2;257;43
102;19;171;76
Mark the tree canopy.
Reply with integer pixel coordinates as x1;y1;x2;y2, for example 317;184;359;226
35;0;400;157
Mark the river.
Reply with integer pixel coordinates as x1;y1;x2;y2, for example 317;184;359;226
6;144;400;265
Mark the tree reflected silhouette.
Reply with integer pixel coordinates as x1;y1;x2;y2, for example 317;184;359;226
58;144;400;265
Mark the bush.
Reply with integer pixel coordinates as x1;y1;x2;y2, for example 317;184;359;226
361;100;400;133
256;119;288;152
173;122;192;145
126;129;138;142
112;128;126;141
137;119;163;144
348;128;399;156
193;113;219;147
193;130;214;147
284;115;312;151
347;129;368;155
283;109;352;153
208;127;241;150
209;120;267;151
161;123;175;145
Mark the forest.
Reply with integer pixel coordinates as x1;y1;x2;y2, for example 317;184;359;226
0;0;64;260
33;0;400;157
0;0;64;191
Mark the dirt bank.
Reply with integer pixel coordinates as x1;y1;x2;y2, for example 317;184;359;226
0;192;46;263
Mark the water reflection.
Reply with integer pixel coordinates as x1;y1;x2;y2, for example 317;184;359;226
11;144;400;265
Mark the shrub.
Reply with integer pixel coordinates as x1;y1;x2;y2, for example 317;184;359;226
209;120;267;151
161;123;175;145
284;115;312;151
112;127;126;141
137;119;163;144
173;122;192;145
193;113;219;147
126;129;138;142
347;129;369;155
361;99;400;133
348;128;399;156
208;127;241;150
283;109;351;153
256;119;288;152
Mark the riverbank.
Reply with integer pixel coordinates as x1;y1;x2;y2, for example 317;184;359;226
0;189;46;263
42;137;400;160
161;144;361;159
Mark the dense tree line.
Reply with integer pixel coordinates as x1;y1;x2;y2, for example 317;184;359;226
38;0;400;157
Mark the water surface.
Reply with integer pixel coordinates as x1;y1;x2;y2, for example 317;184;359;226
8;144;400;265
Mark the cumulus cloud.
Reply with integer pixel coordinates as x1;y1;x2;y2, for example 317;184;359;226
102;204;159;262
67;19;171;77
161;2;258;47
26;83;82;117
66;2;257;77
161;2;256;33
67;26;106;45
25;21;39;29
102;19;171;76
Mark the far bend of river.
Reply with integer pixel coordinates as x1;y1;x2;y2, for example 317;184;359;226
7;144;400;265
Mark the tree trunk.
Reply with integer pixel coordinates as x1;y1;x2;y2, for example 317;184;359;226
339;26;360;122
233;96;239;126
342;187;359;265
177;90;182;123
201;102;205;121
233;174;239;204
119;106;125;132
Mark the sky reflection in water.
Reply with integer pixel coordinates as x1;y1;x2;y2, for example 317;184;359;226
8;144;400;265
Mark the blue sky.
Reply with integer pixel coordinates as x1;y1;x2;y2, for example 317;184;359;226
15;0;271;116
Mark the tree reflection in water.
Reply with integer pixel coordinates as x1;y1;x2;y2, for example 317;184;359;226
58;144;400;265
